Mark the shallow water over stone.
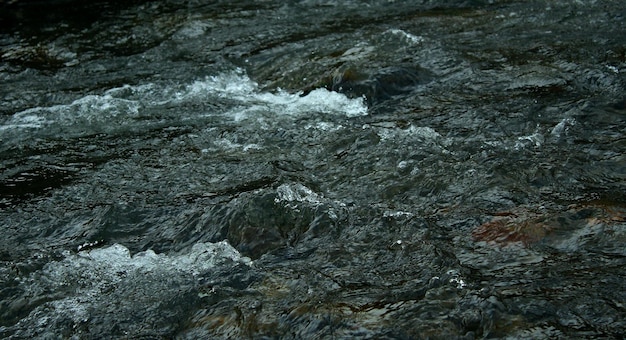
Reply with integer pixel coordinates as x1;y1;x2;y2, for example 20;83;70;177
1;0;625;338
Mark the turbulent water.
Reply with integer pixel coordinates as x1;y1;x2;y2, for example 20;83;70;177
1;0;625;338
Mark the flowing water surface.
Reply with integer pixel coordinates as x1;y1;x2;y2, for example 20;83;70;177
1;0;625;338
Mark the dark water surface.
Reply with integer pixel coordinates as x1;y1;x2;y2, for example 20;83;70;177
1;0;625;338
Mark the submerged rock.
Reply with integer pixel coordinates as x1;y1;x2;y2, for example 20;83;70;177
302;65;434;107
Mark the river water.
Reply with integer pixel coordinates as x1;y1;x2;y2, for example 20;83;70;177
1;0;625;338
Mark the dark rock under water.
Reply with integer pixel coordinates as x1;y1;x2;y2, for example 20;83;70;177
0;0;625;339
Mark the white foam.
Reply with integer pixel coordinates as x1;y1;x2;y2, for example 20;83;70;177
13;241;251;328
386;29;425;45
295;88;367;117
446;269;468;289
172;68;367;119
4;92;140;132
383;210;413;218
2;68;367;134
274;183;345;222
228;87;367;120
515;131;544;150
27;241;251;290
276;183;324;205
304;121;344;131
185;69;258;101
550;117;576;137
605;64;619;74
0;112;48;130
